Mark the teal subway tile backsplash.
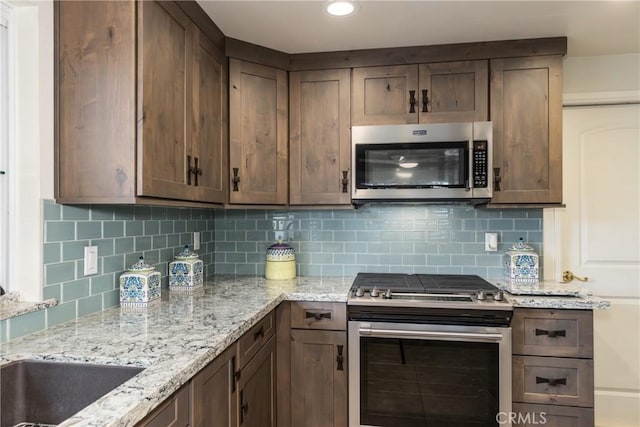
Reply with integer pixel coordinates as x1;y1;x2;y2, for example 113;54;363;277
214;205;543;280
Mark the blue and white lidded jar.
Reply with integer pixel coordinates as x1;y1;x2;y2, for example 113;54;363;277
119;256;161;308
169;245;203;289
504;238;539;283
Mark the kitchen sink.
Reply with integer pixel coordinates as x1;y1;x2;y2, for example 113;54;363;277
0;359;144;427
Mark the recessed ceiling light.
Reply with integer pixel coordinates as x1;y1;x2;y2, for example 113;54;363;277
324;0;359;17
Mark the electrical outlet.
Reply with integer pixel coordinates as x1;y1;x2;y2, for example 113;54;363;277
484;233;498;252
84;246;98;275
193;232;200;250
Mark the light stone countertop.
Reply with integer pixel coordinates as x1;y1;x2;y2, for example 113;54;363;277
0;275;353;427
494;280;611;310
0;291;59;320
0;274;610;427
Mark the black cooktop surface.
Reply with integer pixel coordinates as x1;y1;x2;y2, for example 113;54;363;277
352;273;497;294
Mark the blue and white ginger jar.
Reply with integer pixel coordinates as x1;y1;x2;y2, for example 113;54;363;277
119;256;161;308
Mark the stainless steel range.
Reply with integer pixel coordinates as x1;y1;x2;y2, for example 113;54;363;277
348;273;513;427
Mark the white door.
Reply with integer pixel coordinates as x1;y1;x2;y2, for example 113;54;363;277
552;103;640;426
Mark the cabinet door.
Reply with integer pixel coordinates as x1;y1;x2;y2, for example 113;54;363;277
191;28;227;203
137;384;190;427
192;344;237;427
352;65;419;125
137;1;195;200
229;59;288;205
289;69;351;205
418;60;488;123
237;336;276;427
490;56;563;204
291;330;347;427
57;1;137;203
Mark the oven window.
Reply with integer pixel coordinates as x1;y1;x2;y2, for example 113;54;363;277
360;337;499;426
355;142;468;189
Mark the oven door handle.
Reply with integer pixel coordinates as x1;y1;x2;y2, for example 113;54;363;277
360;327;503;342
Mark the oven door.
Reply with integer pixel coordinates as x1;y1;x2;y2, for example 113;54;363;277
348;321;512;427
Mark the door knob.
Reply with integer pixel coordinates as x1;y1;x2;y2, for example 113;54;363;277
562;270;589;283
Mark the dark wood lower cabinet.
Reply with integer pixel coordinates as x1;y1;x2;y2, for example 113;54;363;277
291;329;347;427
137;384;190;427
192;344;237;427
237;335;276;427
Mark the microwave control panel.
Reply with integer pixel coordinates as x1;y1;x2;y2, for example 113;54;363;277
473;141;488;188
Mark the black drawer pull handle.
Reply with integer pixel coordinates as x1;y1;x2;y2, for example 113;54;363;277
536;376;567;387
409;90;416;114
341;170;349;193
305;311;332;321
240;389;248;424
535;328;566;338
253;325;265;341
422;89;429;112
232;167;240;191
336;344;344;371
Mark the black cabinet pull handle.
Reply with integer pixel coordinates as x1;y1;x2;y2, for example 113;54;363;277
193;157;202;187
336;344;344;371
239;389;248;424
187;155;193;185
494;168;502;191
232;167;240;191
305;311;332;321
341;170;349;193
536;376;567;387
409;90;416;114
535;328;566;338
253;325;265;341
422;89;429;112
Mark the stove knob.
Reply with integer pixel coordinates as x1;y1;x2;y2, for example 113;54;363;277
493;291;504;301
355;287;365;297
370;287;379;297
382;289;392;299
476;290;486;301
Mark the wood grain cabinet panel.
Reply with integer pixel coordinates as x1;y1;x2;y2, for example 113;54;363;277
56;0;226;205
237;335;277;427
229;59;288;205
290;301;347;331
512;403;594;427
136;384;190;427
513;309;593;358
351;61;488;126
291;330;347;427
289;69;351;205
489;55;563;205
191;344;237;427
238;311;275;368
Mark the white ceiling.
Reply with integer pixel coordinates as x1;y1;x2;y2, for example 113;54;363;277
197;1;640;57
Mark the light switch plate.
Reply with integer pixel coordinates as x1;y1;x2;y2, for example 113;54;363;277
84;246;98;275
484;233;498;251
193;232;200;250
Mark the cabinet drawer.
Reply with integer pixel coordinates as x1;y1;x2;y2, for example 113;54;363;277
512;403;593;427
513;355;593;407
513;308;593;358
137;384;190;427
291;302;346;331
238;311;275;367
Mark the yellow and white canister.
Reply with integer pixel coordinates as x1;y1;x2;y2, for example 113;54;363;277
265;241;296;280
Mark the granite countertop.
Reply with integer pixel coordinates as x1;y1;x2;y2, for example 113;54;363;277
0;291;59;321
495;280;611;310
0;275;353;427
0;274;610;427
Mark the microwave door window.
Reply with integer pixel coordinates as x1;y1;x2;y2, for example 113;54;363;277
358;143;468;189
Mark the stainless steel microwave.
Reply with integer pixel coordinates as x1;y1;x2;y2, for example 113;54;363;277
351;122;493;204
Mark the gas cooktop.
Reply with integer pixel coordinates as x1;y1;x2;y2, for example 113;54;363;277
348;272;512;311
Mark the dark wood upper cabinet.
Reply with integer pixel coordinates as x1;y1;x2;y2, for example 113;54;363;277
289;69;351;205
489;55;563;205
228;59;288;205
56;0;227;205
351;60;488;125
